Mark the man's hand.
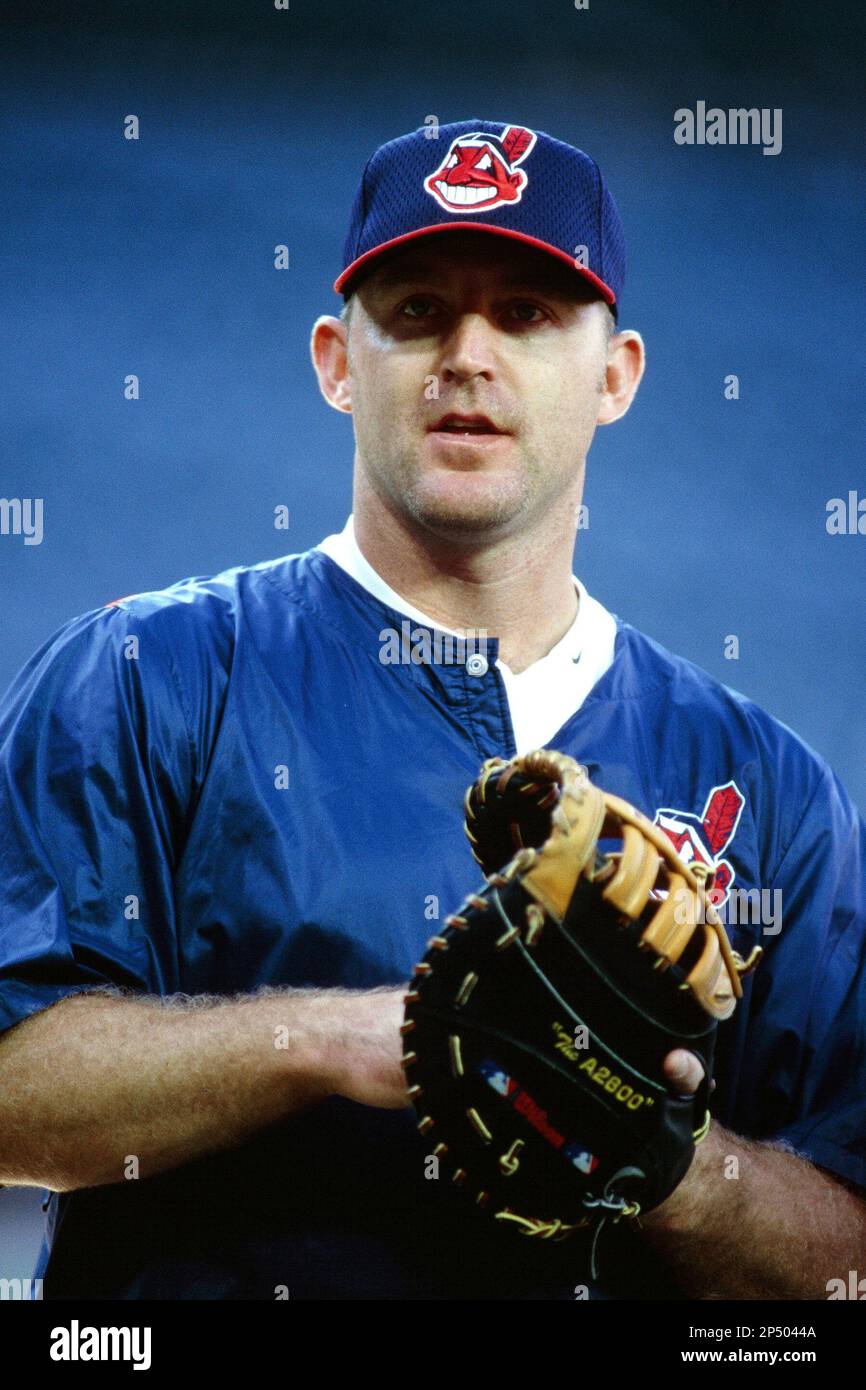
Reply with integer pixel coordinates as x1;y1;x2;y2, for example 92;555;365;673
644;1049;866;1298
318;986;410;1110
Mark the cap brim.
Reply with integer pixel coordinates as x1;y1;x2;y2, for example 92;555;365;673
333;222;616;305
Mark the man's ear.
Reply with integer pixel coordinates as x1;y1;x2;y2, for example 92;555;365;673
597;329;645;426
310;315;352;414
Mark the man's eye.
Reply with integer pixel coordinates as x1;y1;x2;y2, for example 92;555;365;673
401;297;437;319
507;302;546;324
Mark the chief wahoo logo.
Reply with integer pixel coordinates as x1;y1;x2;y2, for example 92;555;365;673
654;782;745;907
424;125;537;213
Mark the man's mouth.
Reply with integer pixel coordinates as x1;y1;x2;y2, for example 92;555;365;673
429;413;509;436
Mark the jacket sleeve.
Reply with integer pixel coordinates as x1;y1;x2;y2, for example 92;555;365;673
0;601;198;1035
730;755;866;1193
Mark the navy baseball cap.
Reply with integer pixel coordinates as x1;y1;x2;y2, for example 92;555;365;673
334;119;626;316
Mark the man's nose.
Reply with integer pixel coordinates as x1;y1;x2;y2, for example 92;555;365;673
439;313;498;383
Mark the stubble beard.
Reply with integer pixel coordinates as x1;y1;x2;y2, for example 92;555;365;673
367;440;545;542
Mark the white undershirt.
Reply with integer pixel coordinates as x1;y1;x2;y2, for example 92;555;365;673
317;516;617;755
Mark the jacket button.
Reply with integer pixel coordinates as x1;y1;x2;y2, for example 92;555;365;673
465;653;489;676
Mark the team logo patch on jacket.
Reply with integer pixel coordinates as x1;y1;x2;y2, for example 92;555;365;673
424;125;537;213
653;782;745;905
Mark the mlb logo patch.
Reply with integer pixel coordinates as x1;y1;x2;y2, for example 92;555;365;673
479;1058;516;1098
563;1141;599;1176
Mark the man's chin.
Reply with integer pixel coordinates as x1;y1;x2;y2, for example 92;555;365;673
402;481;530;540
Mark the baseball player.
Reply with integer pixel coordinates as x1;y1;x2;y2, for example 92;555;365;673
0;119;864;1300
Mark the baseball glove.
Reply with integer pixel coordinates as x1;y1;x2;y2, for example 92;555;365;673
402;750;761;1275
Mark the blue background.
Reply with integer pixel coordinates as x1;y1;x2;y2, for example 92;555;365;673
1;0;864;1283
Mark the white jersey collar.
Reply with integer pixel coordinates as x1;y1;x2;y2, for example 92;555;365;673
317;515;617;752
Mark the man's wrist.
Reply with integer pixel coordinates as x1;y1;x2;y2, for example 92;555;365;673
253;988;340;1104
641;1119;727;1234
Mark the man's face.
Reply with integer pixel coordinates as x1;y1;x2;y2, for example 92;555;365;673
343;234;614;543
